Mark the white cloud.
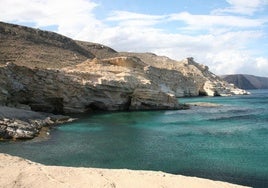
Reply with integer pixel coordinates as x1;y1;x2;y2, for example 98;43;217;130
169;12;265;29
213;0;268;15
239;57;268;76
255;57;268;73
205;52;268;76
205;50;251;74
107;11;166;22
256;57;268;67
0;0;99;37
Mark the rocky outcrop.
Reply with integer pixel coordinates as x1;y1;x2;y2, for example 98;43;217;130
201;80;250;96
120;54;249;97
1;118;54;139
0;106;73;139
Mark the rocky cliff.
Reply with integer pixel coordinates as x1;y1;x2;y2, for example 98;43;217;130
0;21;248;115
222;74;268;90
0;59;182;114
119;53;249;97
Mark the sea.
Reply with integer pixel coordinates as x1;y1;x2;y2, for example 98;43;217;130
1;89;268;188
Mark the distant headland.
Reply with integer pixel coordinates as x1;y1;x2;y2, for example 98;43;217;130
221;74;268;90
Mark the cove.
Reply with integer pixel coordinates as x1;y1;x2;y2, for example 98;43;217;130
1;90;268;188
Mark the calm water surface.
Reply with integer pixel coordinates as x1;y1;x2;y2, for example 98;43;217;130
1;90;268;187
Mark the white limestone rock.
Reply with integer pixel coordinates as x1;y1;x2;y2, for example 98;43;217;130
0;56;249;114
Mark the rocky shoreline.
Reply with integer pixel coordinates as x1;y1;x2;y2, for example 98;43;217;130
0;153;249;188
0;106;74;140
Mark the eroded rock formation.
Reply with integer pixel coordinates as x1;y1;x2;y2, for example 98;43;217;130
0;56;248;115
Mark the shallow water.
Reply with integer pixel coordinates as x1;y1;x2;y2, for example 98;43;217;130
1;90;268;187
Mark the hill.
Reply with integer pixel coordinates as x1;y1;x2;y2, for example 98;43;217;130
221;74;268;90
0;21;116;69
0;21;248;114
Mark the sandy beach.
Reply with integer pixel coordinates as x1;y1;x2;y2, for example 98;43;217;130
0;153;250;188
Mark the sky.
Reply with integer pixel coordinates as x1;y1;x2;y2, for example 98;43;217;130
1;0;268;77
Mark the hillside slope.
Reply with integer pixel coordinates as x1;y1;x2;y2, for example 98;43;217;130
0;21;94;69
222;74;268;89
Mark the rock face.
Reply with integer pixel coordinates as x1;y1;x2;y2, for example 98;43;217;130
0;58;182;113
130;89;179;110
0;21;249;115
119;54;249;97
222;74;268;90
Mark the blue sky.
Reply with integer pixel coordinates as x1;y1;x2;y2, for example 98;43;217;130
1;0;268;76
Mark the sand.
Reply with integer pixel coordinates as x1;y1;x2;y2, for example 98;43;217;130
0;153;250;188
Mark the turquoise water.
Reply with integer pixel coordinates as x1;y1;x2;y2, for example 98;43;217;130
1;90;268;187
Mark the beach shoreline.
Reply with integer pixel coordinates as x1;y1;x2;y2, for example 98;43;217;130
0;153;250;188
